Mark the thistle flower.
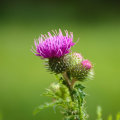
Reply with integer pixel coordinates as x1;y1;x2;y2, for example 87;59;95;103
32;29;75;74
33;29;75;58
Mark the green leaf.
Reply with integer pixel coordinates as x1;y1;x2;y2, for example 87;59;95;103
33;102;56;115
33;99;63;115
74;83;85;90
73;83;86;105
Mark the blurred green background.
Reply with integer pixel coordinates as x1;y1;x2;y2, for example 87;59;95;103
0;0;120;120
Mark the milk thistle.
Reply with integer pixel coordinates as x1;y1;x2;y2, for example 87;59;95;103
32;29;94;120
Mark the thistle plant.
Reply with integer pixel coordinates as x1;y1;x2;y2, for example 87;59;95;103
32;29;120;120
32;29;93;120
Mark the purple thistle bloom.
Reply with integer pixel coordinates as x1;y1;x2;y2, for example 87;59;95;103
32;29;75;58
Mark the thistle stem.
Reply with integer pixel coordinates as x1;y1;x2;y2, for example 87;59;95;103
62;72;71;87
71;78;77;88
62;72;74;101
62;72;86;120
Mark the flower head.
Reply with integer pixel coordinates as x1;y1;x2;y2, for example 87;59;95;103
33;29;75;58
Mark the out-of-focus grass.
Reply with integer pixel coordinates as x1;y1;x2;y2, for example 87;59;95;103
0;20;120;120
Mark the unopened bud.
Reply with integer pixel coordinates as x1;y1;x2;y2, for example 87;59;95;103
70;59;93;81
66;52;83;70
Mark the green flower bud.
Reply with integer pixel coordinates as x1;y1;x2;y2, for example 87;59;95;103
70;60;93;81
65;52;83;70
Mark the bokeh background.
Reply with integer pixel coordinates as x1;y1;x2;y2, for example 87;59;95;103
0;0;120;120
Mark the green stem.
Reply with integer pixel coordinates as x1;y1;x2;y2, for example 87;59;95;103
62;72;86;120
62;72;71;87
79;94;83;120
62;72;73;98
